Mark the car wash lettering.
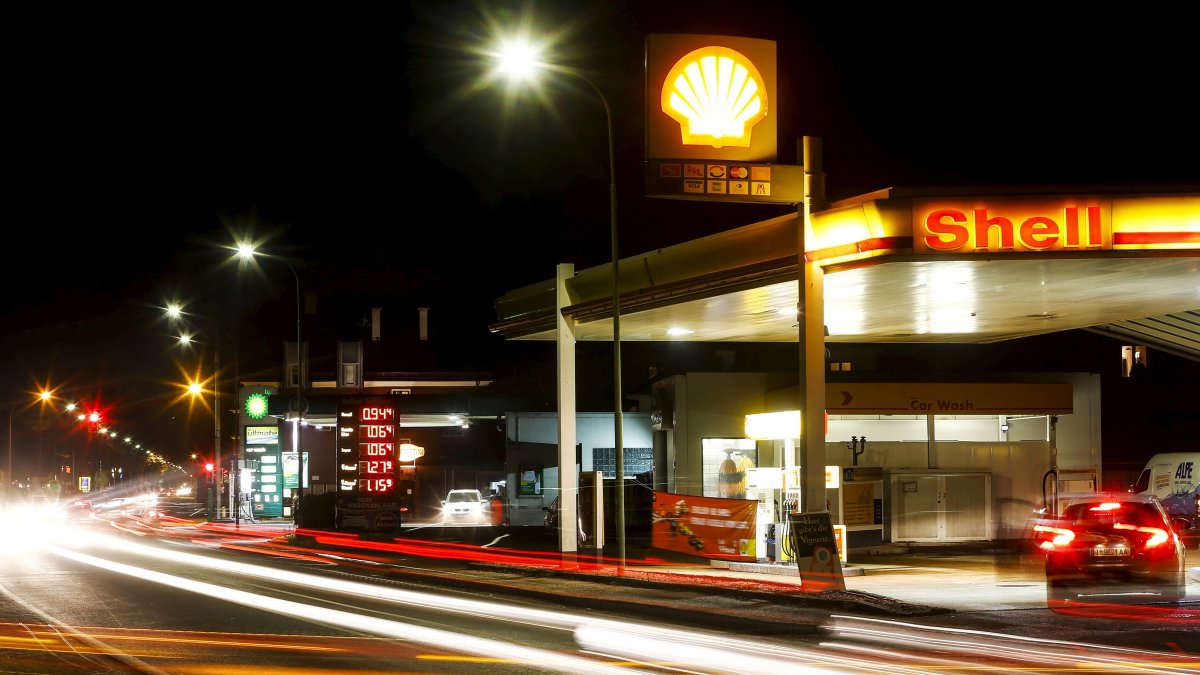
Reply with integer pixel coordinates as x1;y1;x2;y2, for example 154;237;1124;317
917;203;1109;253
911;397;974;411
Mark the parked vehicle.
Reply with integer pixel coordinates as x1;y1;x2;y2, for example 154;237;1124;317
543;495;561;531
542;495;588;541
1129;452;1200;548
441;489;486;524
1033;492;1188;603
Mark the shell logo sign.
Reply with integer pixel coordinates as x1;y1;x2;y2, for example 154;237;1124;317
661;46;766;149
914;199;1113;253
646;34;777;162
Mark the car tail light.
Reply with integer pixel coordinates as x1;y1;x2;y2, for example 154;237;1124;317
1033;523;1074;550
1114;522;1169;548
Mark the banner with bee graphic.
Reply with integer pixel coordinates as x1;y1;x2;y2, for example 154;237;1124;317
650;492;757;561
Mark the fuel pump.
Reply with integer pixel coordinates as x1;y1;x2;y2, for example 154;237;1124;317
743;410;803;564
777;467;802;562
746;466;779;562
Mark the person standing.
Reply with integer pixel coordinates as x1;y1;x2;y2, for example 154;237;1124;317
490;492;505;526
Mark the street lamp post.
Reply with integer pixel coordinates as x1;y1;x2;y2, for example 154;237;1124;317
596;75;627;568
5;391;60;494
285;261;303;524
235;245;303;524
6;409;11;492
214;328;222;517
169;304;227;520
493;43;626;566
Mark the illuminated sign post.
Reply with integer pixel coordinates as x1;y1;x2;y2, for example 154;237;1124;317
335;397;401;532
244;424;282;518
644;34;802;204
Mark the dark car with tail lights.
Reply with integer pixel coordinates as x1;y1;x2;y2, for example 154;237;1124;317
1033;492;1188;603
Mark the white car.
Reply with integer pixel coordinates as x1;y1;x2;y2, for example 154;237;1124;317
441;489;486;524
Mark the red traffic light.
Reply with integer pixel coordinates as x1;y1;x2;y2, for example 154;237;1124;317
204;462;215;472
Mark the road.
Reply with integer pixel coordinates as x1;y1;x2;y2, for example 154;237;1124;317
0;494;1195;673
419;518;1200;656
1;516;642;673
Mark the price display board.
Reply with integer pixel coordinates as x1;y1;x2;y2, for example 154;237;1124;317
337;398;397;495
335;397;403;532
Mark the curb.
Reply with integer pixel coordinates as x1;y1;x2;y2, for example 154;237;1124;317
280;531;951;620
470;562;949;617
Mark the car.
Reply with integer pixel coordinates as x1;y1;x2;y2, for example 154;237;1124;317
542;495;587;541
441;489;486;524
61;498;97;521
1033;492;1188;603
543;495;561;531
1129;452;1200;549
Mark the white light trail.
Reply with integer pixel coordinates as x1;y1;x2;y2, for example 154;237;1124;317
43;532;1198;675
55;533;896;672
45;543;642;675
824;614;1200;674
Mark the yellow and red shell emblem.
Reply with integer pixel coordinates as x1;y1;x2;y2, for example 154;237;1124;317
660;46;768;149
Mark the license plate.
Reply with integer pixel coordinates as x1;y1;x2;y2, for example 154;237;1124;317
1090;547;1130;557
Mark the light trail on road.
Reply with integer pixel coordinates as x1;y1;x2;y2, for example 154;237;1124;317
45;542;644;675
35;528;1197;674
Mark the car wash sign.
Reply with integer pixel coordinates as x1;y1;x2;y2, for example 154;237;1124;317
914;197;1112;253
644;34;802;205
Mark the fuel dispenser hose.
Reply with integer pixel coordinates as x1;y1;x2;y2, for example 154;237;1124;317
780;517;797;561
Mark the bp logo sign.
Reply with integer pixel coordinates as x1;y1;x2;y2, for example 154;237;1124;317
244;392;269;420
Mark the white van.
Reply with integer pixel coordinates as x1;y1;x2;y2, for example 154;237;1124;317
1130;453;1199;544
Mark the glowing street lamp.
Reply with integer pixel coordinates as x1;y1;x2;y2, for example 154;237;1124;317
6;389;62;490
184;376;219;519
233;243;305;523
166;302;226;520
491;36;627;565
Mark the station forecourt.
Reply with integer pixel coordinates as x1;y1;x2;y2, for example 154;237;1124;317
487;33;1200;557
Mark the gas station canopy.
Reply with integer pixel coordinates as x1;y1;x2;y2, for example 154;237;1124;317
491;186;1200;361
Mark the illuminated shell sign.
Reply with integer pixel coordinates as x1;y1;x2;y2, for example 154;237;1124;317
661;46;767;149
645;34;777;163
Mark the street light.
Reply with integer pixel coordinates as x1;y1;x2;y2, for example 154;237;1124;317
233;243;304;523
181;374;218;518
5;389;58;493
167;303;227;520
5;409;10;491
492;39;626;565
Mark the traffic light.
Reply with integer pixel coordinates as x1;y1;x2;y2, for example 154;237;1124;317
205;462;215;483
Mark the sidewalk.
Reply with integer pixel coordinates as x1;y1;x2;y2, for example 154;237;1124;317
200;520;965;617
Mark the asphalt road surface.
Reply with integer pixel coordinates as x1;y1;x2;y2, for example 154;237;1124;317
1;497;1195;674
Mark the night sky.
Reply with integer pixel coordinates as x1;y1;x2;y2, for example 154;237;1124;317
4;2;1198;472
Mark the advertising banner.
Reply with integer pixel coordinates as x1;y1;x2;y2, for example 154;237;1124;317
787;511;846;591
651;491;756;561
281;451;309;489
842;482;876;526
334;492;401;533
